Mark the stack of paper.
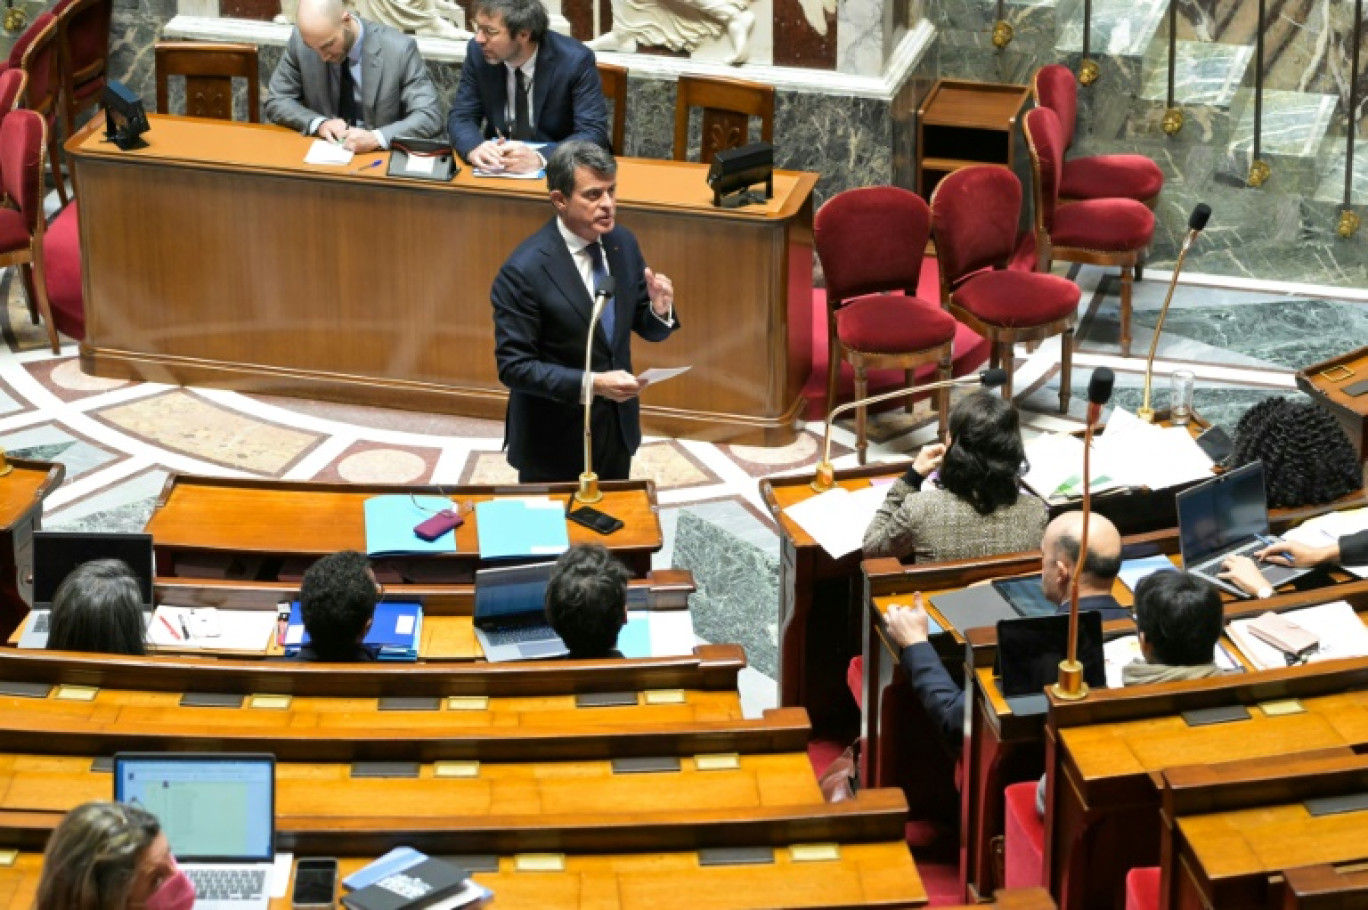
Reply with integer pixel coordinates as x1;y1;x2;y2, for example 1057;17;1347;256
1226;600;1368;670
1287;507;1368;578
147;605;278;652
617;610;697;658
782;484;890;559
1023;407;1214;501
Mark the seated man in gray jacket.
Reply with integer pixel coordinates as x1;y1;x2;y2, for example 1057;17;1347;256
266;0;443;152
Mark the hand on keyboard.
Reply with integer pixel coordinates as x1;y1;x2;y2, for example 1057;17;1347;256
1218;554;1269;596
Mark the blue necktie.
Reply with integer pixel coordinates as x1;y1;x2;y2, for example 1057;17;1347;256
587;242;614;340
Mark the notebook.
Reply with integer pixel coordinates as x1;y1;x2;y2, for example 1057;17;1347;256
474;499;569;560
1175;461;1312;596
20;531;155;649
472;560;567;662
114;753;275;910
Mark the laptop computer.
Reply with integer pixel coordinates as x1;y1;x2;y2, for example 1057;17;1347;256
1175;461;1312;597
472;560;568;662
995;611;1106;715
19;531;155;649
113;753;275;910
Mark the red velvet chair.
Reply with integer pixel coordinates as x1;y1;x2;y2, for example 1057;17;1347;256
55;0;113;140
930;166;1080;411
18;13;67;206
815;186;959;464
0;69;26;117
41;200;82;340
1125;866;1160;910
0;109;61;351
0;11;55;75
1023;106;1154;358
1003;780;1045;888
1033;64;1164;208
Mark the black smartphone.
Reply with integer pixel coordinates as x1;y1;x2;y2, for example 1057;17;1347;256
1195;425;1234;463
567;505;624;535
291;857;338;909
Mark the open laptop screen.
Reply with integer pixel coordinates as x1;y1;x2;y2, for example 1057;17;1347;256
113;754;274;862
1176;461;1269;566
33;531;154;606
474;561;557;622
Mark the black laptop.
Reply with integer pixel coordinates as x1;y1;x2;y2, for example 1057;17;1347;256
19;531;154;648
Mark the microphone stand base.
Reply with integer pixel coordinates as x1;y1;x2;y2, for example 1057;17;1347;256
810;462;835;493
577;472;603;504
1051;660;1090;701
1135;407;1156;423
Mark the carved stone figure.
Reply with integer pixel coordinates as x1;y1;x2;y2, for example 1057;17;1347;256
276;0;471;41
588;0;756;65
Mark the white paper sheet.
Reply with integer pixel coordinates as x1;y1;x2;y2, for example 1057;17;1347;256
783;484;890;559
1226;600;1368;670
148;605;277;652
304;140;353;165
638;366;691;388
405;154;437;175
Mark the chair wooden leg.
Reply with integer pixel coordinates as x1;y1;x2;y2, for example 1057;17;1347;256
936;352;951;441
904;369;916;415
854;362;868;466
49;132;67;206
999;342;1014;401
825;327;841;423
1120;265;1133;358
26;258;60;354
1059;328;1074;414
18;263;39;324
1134;254;1144;283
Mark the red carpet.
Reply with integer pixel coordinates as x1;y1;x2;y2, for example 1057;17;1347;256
802;257;992;421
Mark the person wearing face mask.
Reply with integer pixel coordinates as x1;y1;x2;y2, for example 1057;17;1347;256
35;801;195;910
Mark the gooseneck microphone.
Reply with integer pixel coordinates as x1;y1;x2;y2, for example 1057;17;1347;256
1138;204;1211;422
577;276;616;504
1053;366;1115;702
810;369;1008;492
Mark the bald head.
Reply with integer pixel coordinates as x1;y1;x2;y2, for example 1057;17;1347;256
296;0;355;62
1040;511;1122;602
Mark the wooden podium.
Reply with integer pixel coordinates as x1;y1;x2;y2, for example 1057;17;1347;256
1298;345;1368;458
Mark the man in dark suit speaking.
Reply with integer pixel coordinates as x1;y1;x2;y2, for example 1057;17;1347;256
492;141;678;483
447;0;609;175
265;0;442;152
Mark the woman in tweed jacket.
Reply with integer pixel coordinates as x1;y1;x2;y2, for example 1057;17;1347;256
863;392;1047;563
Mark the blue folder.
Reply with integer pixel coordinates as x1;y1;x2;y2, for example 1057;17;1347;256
284;599;422;661
363;495;458;557
475;499;570;560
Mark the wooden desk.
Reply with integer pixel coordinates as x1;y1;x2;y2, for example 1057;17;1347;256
0;459;63;642
144;474;663;578
1298;345;1368;458
68;115;818;445
1159;753;1368;909
1281;864;1368;908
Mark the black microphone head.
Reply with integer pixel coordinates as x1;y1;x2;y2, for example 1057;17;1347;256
979;368;1008;389
1188;203;1211;232
595;275;617;298
1088;367;1115;406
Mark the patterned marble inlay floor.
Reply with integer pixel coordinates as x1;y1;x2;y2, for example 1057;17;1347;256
1;261;1362;715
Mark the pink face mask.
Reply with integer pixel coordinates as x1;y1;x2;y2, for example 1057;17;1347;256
144;867;196;910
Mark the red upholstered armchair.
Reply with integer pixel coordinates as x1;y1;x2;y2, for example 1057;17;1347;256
814;186;959;464
0;11;54;75
0;109;62;352
1023;107;1154;358
1033;64;1164;208
0;69;26;117
930;166;1080;411
55;0;114;141
18;13;67;206
41;201;81;341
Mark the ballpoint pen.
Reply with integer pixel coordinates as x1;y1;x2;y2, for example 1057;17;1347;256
353;159;383;174
158;614;182;641
179;615;192;640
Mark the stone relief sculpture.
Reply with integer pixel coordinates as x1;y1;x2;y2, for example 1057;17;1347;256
588;0;757;64
276;0;471;40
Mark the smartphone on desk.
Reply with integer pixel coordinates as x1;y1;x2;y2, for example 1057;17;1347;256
291;857;338;910
568;505;624;535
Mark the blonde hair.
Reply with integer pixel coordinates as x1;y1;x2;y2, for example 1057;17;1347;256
34;802;161;910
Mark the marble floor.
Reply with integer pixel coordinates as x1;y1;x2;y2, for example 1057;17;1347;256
3;257;1362;715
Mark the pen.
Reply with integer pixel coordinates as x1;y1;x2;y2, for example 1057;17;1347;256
158;614;182;641
353;159;383;174
179;615;192;640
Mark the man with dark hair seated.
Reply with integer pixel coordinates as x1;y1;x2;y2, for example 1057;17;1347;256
545;543;630;658
297;550;380;662
885;512;1126;745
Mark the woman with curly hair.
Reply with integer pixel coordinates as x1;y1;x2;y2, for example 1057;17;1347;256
35;801;195;910
1226;397;1362;509
863;391;1047;562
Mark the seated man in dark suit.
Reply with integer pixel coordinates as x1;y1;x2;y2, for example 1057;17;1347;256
265;0;443;152
447;0;609;174
296;550;380;662
885;511;1126;745
545;544;630;658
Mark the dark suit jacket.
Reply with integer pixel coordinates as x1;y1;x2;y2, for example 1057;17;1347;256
492;218;677;480
1342;529;1368;565
264;18;443;143
900;641;964;746
447;30;608;162
1056;593;1131;623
